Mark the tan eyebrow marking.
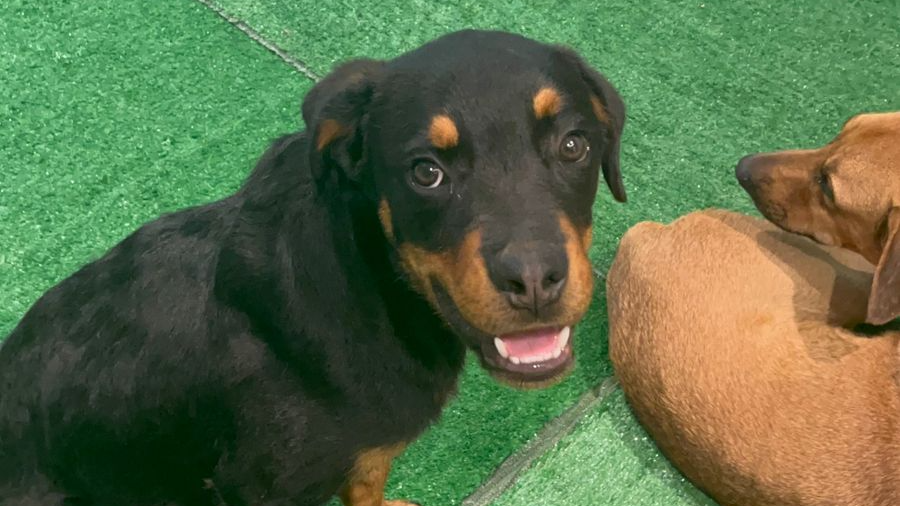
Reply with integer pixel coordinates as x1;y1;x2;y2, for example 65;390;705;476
533;87;563;119
428;114;459;149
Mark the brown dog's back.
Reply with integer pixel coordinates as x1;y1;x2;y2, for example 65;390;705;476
608;209;900;506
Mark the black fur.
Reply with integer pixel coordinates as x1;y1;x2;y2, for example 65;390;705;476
0;30;624;505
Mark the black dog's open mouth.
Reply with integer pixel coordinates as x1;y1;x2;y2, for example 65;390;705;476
479;326;574;382
432;284;577;387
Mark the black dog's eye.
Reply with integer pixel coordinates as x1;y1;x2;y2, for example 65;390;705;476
816;170;835;202
559;133;590;163
410;161;445;189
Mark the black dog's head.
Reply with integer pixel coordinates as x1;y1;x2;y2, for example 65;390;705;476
302;30;626;388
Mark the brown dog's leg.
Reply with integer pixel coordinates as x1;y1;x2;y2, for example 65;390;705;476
339;444;419;506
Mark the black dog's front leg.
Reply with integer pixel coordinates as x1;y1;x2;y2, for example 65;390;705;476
207;375;355;506
338;444;421;506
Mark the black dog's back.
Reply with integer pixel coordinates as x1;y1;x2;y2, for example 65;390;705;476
0;133;316;503
0;192;239;502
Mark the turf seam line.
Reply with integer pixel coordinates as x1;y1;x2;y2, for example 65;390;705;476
461;376;620;506
194;0;321;82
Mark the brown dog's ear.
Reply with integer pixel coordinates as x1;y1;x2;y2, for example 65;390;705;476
554;46;627;203
867;207;900;325
301;58;384;182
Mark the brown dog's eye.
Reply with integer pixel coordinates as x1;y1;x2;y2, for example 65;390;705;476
559;133;590;163
410;161;445;189
816;170;835;202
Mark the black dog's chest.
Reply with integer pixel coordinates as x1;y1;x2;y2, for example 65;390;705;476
350;374;455;439
310;348;460;449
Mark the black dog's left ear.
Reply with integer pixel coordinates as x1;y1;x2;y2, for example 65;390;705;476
868;207;900;325
554;46;627;203
301;58;384;182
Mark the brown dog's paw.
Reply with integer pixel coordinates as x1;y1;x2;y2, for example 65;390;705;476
385;501;421;506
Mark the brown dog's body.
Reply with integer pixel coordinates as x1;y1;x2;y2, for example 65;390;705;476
609;210;900;506
609;113;900;506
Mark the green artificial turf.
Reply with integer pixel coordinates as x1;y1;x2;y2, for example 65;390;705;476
0;0;310;335
2;0;899;505
491;389;717;506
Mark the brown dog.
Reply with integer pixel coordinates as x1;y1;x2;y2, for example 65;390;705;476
608;113;900;506
737;112;900;324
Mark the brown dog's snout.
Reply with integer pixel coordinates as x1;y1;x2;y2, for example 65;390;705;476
735;153;761;190
736;153;781;200
488;242;569;316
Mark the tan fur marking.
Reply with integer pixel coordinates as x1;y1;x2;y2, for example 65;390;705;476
428;114;459;149
559;215;595;318
581;225;594;253
317;119;349;151
378;199;394;242
340;444;415;506
533;87;563;119
590;95;610;124
397;230;513;334
397;229;497;326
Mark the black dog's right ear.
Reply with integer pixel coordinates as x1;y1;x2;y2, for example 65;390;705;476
553;46;627;203
302;58;384;182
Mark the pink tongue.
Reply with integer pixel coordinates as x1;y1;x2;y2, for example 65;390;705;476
499;328;559;358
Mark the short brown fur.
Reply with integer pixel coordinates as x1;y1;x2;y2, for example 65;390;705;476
608;209;900;506
339;444;417;506
427;114;459;150
533;87;563;119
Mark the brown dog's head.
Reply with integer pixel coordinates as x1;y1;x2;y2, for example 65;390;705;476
736;112;900;325
302;30;626;388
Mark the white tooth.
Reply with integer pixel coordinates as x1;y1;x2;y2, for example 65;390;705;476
551;347;562;359
558;326;571;350
524;352;553;365
511;356;521;365
494;338;509;359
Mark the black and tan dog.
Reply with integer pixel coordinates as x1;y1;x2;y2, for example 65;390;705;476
0;30;626;506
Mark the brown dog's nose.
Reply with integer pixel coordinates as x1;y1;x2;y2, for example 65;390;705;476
490;243;568;316
735;154;759;189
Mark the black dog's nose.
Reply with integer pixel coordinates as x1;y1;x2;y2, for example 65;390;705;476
490;243;568;316
735;154;758;186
